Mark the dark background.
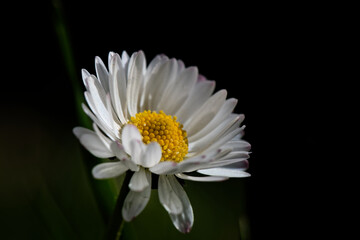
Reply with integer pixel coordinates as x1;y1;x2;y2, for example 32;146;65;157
1;1;336;239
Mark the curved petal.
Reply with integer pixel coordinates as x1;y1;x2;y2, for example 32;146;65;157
121;124;142;155
188;98;238;142
177;148;232;173
92;161;128;179
128;139;145;165
110;141;139;171
109;53;128;124
127;51;146;116
184;89;227;136
197;168;251;178
149;161;179;175
73;127;114;158
175;79;215;124
129;168;150;192
95;56;110;93
158;175;183;215
175;173;228;182
157;66;198;115
166;175;194;233
122;174;152;221
140;141;162;168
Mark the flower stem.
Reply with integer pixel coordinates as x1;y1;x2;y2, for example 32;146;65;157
106;171;132;240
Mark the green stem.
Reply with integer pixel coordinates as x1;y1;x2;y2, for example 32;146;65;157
106;172;132;240
52;0;91;128
52;0;119;225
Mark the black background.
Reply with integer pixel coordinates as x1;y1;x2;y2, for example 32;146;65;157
2;1;338;239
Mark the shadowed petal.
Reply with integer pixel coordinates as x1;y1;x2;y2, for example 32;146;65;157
122;124;142;155
140;141;162;168
122;173;152;221
198;168;251;178
161;175;194;233
158;175;183;215
92;162;128;179
128;168;150;192
73;127;114;158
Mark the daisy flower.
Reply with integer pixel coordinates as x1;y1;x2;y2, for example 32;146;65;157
73;50;251;233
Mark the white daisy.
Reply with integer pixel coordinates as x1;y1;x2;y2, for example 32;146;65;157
73;50;251;233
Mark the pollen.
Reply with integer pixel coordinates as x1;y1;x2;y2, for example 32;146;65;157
128;110;188;163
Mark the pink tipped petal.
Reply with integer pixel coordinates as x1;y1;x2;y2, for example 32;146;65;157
177;148;232;173
175;173;228;182
221;160;249;170
165;175;194;233
158;175;183;215
121;124;142;155
122;176;151;221
224;140;251;152
92;162;128;179
129;168;150;192
140;141;162;168
197;168;251;178
73;127;114;158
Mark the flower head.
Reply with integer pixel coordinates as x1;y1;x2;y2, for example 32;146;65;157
73;50;251;233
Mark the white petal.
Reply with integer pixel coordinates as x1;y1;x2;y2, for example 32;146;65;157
108;51;115;71
166;175;194;233
109;53;128;124
128;139;145;165
220;160;249;170
175;173;228;182
92;161;128;179
198;125;245;154
85;76;114;131
129;168;150;192
158;175;183;215
122;176;151;221
223;140;251;152
184;89;227;136
146;59;178;110
81;103;117;140
177;148;232;173
198;168;251;178
139;142;162;168
149;161;179;175
95;56;110;93
175;79;215;124
188;114;241;153
110;141;139;171
121;124;142;155
121;51;130;66
81;69;90;86
140;55;169;111
188;98;238;142
92;123;112;150
157;66;198;115
73;127;114;158
105;93;121;138
127;51;146;116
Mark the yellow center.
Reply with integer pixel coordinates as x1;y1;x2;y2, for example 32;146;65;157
128;110;188;163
